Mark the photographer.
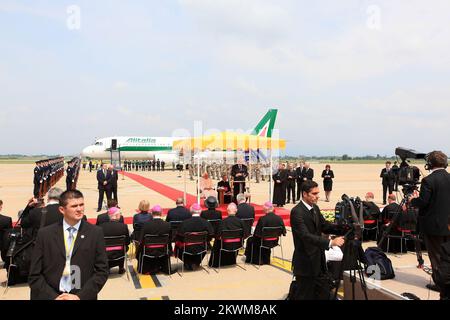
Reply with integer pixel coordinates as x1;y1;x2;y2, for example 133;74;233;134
409;150;450;295
290;180;345;300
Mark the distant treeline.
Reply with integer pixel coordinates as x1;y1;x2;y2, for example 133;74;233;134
281;154;396;161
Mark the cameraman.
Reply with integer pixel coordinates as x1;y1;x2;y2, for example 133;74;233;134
409;150;450;295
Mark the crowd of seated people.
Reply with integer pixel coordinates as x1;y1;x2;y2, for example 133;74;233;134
1;189;288;290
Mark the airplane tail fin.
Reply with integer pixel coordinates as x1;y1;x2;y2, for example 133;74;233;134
250;109;278;138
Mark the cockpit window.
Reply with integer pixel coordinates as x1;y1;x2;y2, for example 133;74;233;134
95;142;103;146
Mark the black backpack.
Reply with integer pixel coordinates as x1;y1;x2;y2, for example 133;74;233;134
364;247;395;280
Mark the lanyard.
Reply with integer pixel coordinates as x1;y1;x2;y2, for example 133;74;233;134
63;229;78;260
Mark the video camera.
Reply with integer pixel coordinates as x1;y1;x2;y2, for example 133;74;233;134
395;147;426;195
334;194;365;240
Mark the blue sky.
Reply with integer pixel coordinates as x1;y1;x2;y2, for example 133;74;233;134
1;0;449;156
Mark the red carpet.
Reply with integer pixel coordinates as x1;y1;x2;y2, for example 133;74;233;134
105;171;292;227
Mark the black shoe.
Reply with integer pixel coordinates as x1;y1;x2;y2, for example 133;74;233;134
118;267;126;274
97;209;102;212
426;283;440;292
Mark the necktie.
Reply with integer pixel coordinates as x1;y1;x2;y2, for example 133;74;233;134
61;227;76;293
310;208;318;228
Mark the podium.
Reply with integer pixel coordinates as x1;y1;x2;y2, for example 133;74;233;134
217;188;225;204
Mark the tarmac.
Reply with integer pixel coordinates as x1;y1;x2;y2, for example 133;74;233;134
0;163;443;300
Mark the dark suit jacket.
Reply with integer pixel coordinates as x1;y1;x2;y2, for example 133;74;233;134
0;214;13;261
321;170;334;181
21;204;63;239
236;203;255;220
97;169;111;190
411;169;450;236
100;221;130;260
290;202;342;277
29;220;108;300
295;167;304;182
380;168;395;186
381;203;401;222
236;203;255;235
96;212;124;226
286;169;298;182
301;168;314;181
108;170;119;188
166;206;192;222
231;164;248;182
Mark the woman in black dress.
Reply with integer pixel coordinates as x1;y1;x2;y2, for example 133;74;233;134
321;165;334;202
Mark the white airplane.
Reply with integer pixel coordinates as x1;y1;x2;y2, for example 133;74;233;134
81;109;278;161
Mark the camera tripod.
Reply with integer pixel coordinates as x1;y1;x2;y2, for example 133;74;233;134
333;228;369;300
377;188;424;268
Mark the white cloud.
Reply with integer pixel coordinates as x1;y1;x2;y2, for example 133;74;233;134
116;106;132;116
114;81;129;90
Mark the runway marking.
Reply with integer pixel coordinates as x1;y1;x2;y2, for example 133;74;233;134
138;273;157;288
271;256;292;274
128;265;142;289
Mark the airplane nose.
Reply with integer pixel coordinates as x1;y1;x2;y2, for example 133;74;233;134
81;146;92;157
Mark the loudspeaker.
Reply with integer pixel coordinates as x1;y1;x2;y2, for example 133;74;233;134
111;139;117;150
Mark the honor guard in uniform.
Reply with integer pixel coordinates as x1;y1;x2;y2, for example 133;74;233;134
66;162;74;191
33;161;42;198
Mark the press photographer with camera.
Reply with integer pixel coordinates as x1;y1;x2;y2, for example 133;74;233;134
409;150;450;297
290;180;345;300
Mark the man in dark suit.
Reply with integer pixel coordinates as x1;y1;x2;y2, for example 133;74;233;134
97;164;112;212
95;199;124;226
244;202;286;265
166;198;192;222
21;187;64;239
100;207;130;274
29;190;108;300
301;162;314;182
295;161;305;201
410;151;450;296
236;193;255;236
290;180;345;300
138;205;172;274
209;203;249;267
0;200;13;262
108;164;119;202
380;161;395;205
286;163;297;204
377;194;403;252
231;160;248;201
